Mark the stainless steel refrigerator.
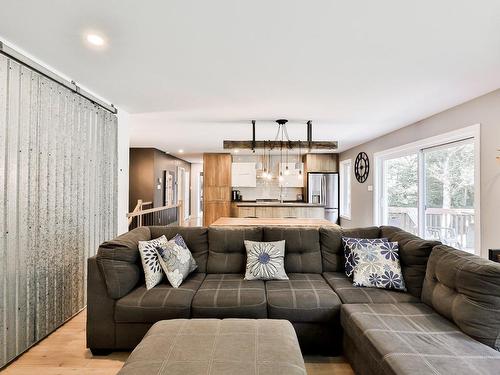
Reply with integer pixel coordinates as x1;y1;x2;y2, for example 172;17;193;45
307;173;339;223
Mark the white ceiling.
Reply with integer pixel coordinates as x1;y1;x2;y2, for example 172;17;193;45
1;1;500;162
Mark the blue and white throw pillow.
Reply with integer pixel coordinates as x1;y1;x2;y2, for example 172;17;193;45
352;241;406;291
244;240;288;281
138;235;169;290
155;235;198;288
342;237;389;277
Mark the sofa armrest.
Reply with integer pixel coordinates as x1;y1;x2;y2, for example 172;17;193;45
86;256;116;350
96;226;151;299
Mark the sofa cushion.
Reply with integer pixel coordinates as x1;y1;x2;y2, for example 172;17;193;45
191;274;267;318
149;227;209;273
97;227;151;299
266;273;341;323
323;272;419;304
342;303;500;375
115;273;205;323
319;226;344;272
380;226;440;298
422;245;500;351
263;227;322;273
319;226;381;273
207;227;263;273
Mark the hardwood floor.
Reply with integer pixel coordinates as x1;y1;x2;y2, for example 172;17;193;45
1;310;354;375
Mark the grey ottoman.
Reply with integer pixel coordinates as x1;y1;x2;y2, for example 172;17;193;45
118;319;307;375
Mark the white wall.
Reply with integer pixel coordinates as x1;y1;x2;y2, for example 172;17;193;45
116;109;130;234
190;163;203;218
340;89;500;258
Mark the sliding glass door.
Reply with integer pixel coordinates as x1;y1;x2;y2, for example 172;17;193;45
376;130;478;254
382;154;419;235
423;140;475;251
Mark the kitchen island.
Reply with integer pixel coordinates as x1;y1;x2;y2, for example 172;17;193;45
231;201;325;219
211;217;338;227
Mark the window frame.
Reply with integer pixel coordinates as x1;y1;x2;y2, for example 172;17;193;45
373;124;481;255
339;158;352;220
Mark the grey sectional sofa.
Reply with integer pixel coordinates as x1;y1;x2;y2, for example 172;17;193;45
87;225;500;374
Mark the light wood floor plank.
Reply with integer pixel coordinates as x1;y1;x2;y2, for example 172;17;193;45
1;310;354;375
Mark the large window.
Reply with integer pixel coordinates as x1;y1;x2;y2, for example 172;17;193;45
340;159;352;219
374;126;480;254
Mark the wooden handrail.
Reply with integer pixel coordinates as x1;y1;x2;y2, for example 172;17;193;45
127;203;179;218
128;199;143;226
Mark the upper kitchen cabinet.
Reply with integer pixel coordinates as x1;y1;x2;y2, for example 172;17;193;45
231;162;257;187
279;163;304;187
303;153;338;173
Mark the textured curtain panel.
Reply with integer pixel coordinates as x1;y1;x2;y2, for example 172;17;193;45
0;54;118;367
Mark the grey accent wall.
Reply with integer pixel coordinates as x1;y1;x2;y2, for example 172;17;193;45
340;89;500;257
0;54;118;367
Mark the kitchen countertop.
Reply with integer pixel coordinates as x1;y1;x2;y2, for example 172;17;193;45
211;217;337;227
234;201;325;208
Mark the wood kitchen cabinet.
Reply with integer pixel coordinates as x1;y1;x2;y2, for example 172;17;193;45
203;153;232;226
303;154;338;173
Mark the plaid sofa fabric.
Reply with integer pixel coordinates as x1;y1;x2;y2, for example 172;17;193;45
149;226;209;273
263;227;322;273
266;273;341;323
191;274;267;318
422;245;500;351
341;303;500;375
323;272;419;304
207;227;263;273
117;319;306;375
115;273;205;323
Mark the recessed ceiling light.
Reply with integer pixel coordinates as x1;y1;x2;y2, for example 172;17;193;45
178;149;184;153
86;34;105;46
233;149;239;153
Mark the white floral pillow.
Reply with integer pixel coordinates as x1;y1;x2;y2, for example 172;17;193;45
352;241;406;291
138;235;169;290
244;240;288;281
155;235;198;288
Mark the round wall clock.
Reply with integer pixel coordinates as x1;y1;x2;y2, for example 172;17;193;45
354;152;369;183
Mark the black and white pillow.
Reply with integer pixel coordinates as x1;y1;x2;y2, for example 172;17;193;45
138;235;169;290
244;240;288;281
352;241;406;291
342;237;389;277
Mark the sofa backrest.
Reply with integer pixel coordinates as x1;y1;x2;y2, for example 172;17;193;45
264;227;322;273
149;226;209;272
380;226;440;298
422;245;500;351
207;227;263;273
319;226;381;272
97;226;151;299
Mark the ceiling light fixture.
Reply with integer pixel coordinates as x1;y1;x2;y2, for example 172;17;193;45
86;33;105;46
178;149;184;153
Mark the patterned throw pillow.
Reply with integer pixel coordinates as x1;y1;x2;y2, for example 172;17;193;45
342;237;389;277
352;241;406;291
156;235;198;288
138;235;169;290
244;240;288;281
169;234;198;273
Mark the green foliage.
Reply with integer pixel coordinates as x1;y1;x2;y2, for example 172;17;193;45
386;143;474;209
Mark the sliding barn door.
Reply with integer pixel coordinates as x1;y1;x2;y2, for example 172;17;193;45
0;53;118;367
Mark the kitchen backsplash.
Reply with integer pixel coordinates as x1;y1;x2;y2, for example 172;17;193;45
232;154;303;201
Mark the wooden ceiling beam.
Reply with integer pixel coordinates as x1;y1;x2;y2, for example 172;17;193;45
223;140;338;150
